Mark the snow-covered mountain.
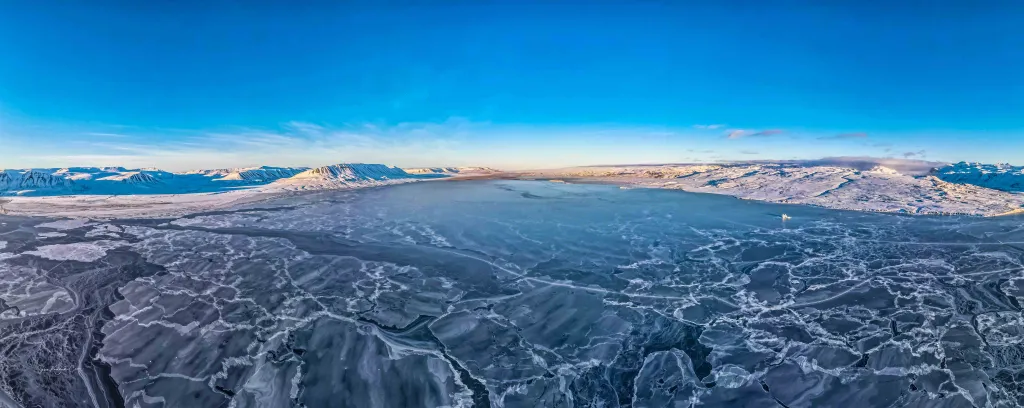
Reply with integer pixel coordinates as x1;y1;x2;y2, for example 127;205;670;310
534;162;1024;216
0;170;76;193
0;163;463;196
932;162;1024;192
214;166;307;182
404;166;501;176
0;166;308;196
180;166;307;182
271;163;426;190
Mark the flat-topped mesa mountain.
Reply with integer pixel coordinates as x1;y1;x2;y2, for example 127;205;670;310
932;161;1024;192
205;166;307;182
271;163;428;190
403;166;501;176
96;171;164;184
531;161;1024;216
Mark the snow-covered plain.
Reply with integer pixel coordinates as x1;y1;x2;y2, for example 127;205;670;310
530;161;1024;216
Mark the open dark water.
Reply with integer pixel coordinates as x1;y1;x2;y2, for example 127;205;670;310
2;180;1024;407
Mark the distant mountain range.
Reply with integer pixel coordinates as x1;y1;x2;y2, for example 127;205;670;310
404;167;501;175
532;160;1024;216
932;161;1024;192
0;164;501;196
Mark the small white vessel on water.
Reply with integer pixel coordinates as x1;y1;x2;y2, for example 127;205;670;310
781;214;791;221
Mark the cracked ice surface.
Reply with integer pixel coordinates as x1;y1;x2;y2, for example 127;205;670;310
24;240;128;262
4;180;1024;407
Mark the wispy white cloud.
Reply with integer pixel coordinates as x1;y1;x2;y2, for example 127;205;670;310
750;129;785;137
726;129;784;139
84;132;131;138
10;119;478;171
902;150;926;158
693;124;725;130
818;132;868;140
13;119;942;171
726;129;748;139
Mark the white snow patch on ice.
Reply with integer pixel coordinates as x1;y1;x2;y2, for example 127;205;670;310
23;240;128;262
85;224;124;238
36;219;93;230
37;232;67;238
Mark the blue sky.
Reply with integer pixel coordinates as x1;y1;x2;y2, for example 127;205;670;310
1;2;1022;170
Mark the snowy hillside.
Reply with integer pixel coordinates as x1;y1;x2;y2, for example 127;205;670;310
0;163;453;217
404;166;501;176
0;166;308;196
180;166;307;182
933;162;1024;192
534;162;1024;216
0;170;76;193
271;163;428;190
214;166;306;181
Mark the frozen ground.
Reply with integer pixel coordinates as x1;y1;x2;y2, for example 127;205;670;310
0;190;282;219
529;162;1024;216
3;180;1024;407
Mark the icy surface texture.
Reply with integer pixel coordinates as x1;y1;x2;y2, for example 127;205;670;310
2;180;1024;406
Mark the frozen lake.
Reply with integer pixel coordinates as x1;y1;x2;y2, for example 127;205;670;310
2;180;1024;407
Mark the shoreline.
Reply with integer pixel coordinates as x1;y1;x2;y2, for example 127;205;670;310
513;174;1024;218
5;172;1024;219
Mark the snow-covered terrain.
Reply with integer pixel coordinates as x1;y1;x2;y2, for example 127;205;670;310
7;160;1024;218
933;162;1024;192
404;166;501;176
271;163;431;190
531;162;1024;216
179;165;307;182
0;166;309;196
0;169;75;193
